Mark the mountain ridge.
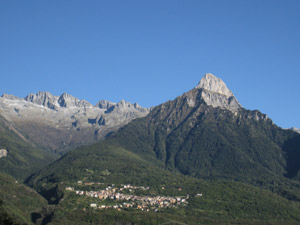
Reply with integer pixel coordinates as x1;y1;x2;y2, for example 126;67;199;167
2;91;149;111
0;92;150;154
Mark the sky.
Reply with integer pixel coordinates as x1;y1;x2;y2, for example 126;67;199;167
1;0;299;129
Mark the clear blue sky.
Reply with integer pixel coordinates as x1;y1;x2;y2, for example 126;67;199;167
1;0;299;129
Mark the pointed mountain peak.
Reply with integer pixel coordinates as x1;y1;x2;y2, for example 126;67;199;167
196;73;233;97
192;73;241;112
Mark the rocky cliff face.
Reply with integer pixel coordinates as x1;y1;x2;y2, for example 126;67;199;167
194;73;241;112
0;92;150;153
196;73;234;96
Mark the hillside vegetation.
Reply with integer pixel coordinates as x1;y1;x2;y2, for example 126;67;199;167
0;172;48;225
0;116;57;181
27;142;300;224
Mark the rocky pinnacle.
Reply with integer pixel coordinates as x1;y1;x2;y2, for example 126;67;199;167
196;73;234;96
195;73;241;112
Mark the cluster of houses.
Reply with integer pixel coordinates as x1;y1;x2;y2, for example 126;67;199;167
65;183;190;211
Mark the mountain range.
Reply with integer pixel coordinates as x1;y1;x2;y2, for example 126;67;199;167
0;92;149;154
1;73;300;225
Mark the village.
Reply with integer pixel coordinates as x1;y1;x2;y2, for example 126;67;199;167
65;182;197;212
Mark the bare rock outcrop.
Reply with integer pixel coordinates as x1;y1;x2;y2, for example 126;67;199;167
195;73;241;112
0;149;8;158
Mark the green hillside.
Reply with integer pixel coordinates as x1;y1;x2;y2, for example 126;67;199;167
0;116;58;181
0;172;48;225
27;142;300;224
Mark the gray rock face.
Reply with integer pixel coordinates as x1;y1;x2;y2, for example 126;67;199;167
0;92;150;153
25;91;59;110
195;73;241;112
196;73;234;96
58;93;93;108
0;149;8;158
96;100;116;110
24;92;94;109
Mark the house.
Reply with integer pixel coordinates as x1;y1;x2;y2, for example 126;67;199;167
90;203;97;208
65;187;74;191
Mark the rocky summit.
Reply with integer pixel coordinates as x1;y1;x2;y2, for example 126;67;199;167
194;73;241;112
196;73;234;96
0;92;150;153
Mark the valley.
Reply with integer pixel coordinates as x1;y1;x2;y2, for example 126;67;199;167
1;74;300;225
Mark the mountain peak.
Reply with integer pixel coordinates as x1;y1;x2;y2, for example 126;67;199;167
196;73;233;97
193;73;241;112
24;91;58;109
